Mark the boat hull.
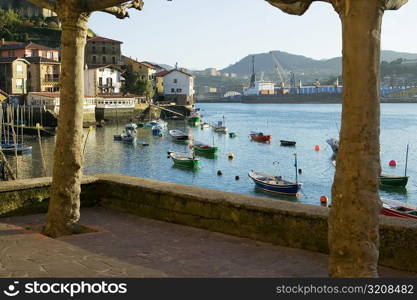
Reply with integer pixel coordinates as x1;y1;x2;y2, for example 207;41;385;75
250;134;271;143
2;146;32;155
280;140;296;146
379;175;408;187
248;171;301;196
194;146;219;154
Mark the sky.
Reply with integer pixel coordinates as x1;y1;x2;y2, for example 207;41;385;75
89;0;417;70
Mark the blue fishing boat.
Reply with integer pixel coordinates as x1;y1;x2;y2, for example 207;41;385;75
248;154;302;196
152;125;163;136
2;144;32;155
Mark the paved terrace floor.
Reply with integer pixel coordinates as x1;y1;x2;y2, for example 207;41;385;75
0;207;414;278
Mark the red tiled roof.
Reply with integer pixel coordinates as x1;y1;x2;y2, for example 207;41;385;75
87;36;123;44
0;42;57;51
155;70;170;77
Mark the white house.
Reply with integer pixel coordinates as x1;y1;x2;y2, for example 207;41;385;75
162;69;194;105
84;65;123;96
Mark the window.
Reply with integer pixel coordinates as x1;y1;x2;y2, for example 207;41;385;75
106;77;113;87
102;47;106;54
102;56;106;64
171;88;175;93
92;46;96;54
173;79;178;83
112;57;116;64
32;50;36;57
92;56;97;64
47;52;52;59
16;79;23;89
176;88;182;92
16;64;23;73
99;77;103;86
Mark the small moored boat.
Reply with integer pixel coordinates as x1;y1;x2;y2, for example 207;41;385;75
381;198;417;220
2;144;32;155
280;140;296;146
169;151;200;168
125;123;138;130
379;144;410;187
250;131;271;143
169;129;191;142
192;141;219;154
326;138;339;153
248;154;302;196
379;174;409;187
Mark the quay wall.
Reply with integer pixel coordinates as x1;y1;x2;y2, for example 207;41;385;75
1;174;416;273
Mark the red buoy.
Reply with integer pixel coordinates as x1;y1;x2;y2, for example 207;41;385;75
315;145;320;151
320;195;328;204
389;160;397;167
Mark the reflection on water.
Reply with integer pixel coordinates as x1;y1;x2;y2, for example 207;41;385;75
8;103;417;206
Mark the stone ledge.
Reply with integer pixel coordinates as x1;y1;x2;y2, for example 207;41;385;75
0;174;416;273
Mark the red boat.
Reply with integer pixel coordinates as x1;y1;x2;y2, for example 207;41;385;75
380;199;417;220
250;131;272;143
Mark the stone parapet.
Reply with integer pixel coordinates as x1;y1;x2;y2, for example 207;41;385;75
0;174;416;272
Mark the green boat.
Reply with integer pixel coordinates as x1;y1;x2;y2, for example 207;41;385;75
193;141;219;154
379;144;410;188
169;151;200;168
229;132;237;138
379;174;409;187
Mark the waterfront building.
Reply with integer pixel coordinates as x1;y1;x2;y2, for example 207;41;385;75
27;92;96;124
84;65;123;96
25;57;60;93
155;69;170;96
85;36;122;68
95;94;140;122
122;56;159;83
0;42;59;62
0;0;56;18
0;57;29;96
162;69;195;105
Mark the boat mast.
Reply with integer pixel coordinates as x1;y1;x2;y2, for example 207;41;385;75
294;153;298;183
405;144;409;177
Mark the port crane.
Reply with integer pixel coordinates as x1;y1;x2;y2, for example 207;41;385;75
269;51;288;89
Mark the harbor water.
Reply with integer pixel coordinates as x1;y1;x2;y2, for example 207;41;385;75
10;103;417;206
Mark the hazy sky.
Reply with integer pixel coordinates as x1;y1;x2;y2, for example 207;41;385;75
89;0;417;70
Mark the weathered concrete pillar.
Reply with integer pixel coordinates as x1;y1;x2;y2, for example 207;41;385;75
266;0;408;277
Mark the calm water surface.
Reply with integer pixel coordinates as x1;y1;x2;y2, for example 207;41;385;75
11;103;417;206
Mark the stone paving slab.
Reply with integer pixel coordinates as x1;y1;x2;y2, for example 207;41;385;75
0;207;415;278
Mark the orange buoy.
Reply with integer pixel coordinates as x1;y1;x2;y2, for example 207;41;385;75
389;160;397;167
315;145;320;151
320;195;328;204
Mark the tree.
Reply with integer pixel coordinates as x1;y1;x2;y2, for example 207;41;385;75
266;0;408;277
27;0;144;237
0;9;22;33
122;67;155;100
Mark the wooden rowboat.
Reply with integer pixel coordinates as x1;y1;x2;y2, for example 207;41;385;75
280;140;296;146
250;131;271;143
169;151;200;168
193;141;219;154
381;199;417;220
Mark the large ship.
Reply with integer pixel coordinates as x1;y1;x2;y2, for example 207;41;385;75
238;55;343;103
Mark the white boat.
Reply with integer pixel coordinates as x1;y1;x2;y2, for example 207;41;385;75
147;119;167;128
326;138;339;153
169;129;191;142
212;121;227;134
125;123;138;130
